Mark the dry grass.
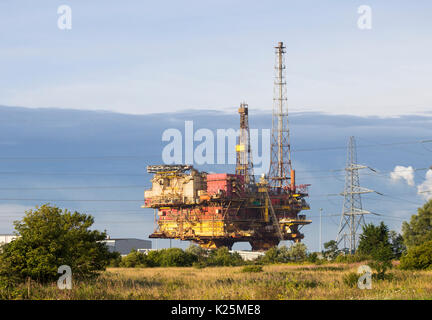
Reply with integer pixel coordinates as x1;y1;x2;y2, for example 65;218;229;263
11;263;432;300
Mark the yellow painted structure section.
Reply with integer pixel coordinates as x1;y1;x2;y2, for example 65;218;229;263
264;197;269;222
236;144;245;152
158;219;226;238
199;241;221;249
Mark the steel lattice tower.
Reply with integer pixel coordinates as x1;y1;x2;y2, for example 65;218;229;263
336;136;373;254
268;42;292;190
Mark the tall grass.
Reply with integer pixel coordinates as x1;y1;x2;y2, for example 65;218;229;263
2;264;432;300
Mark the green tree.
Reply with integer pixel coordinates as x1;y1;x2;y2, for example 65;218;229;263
0;204;112;283
261;247;280;264
399;240;432;270
323;240;339;260
206;247;243;266
357;222;390;256
158;248;197;267
119;250;148;268
357;222;393;279
185;244;208;262
260;244;308;264
307;252;319;263
368;242;394;280
389;231;406;259
402;199;432;249
146;249;163;267
288;243;307;261
119;248;197;268
108;251;122;267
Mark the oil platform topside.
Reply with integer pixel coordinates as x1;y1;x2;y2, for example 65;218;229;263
143;42;311;251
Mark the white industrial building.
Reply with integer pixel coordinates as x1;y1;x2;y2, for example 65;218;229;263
230;250;265;261
0;234;18;246
0;234;152;256
102;238;152;256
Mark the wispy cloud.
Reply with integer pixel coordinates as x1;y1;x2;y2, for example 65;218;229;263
417;170;432;200
390;165;415;186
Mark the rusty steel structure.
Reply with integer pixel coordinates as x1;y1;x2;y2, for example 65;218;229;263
235;102;254;185
143;42;311;251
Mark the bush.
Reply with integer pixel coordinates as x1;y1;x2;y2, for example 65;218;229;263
402;199;432;249
259;244;308;264
0;279;26;299
119;251;148;268
307;252;319;264
0;257;24;298
119;248;198;268
368;243;393;280
185;244;208;262
158;248;197;267
192;261;206;269
400;240;432;270
116;246;245;268
241;265;263;273
108;252;122;267
0;204;112;284
206;247;244;266
146;250;163;267
289;243;307;261
343;272;359;288
323;240;340;260
260;247;280;264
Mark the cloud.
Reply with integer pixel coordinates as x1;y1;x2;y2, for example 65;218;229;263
417;170;432;200
390;165;415;186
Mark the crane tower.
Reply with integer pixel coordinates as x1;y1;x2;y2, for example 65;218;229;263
236;102;255;185
268;42;293;191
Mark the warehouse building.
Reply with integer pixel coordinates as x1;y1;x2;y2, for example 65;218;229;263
102;237;152;256
231;250;265;261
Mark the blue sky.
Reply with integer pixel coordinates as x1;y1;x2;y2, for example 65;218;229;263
1;0;431;116
0;1;431;251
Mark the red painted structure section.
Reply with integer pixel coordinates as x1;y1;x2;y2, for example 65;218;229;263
206;173;245;197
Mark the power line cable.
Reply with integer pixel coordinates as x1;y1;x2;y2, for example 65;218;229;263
0;199;143;202
0;138;430;161
0;185;150;190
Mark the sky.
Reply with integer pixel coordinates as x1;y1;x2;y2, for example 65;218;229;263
0;0;431;116
0;1;431;252
0;106;431;252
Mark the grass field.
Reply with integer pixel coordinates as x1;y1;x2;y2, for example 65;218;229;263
11;262;432;300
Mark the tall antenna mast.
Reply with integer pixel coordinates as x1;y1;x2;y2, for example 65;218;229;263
336;136;374;254
236;102;255;184
268;41;292;190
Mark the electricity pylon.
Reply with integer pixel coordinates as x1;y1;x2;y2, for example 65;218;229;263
336;136;374;254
